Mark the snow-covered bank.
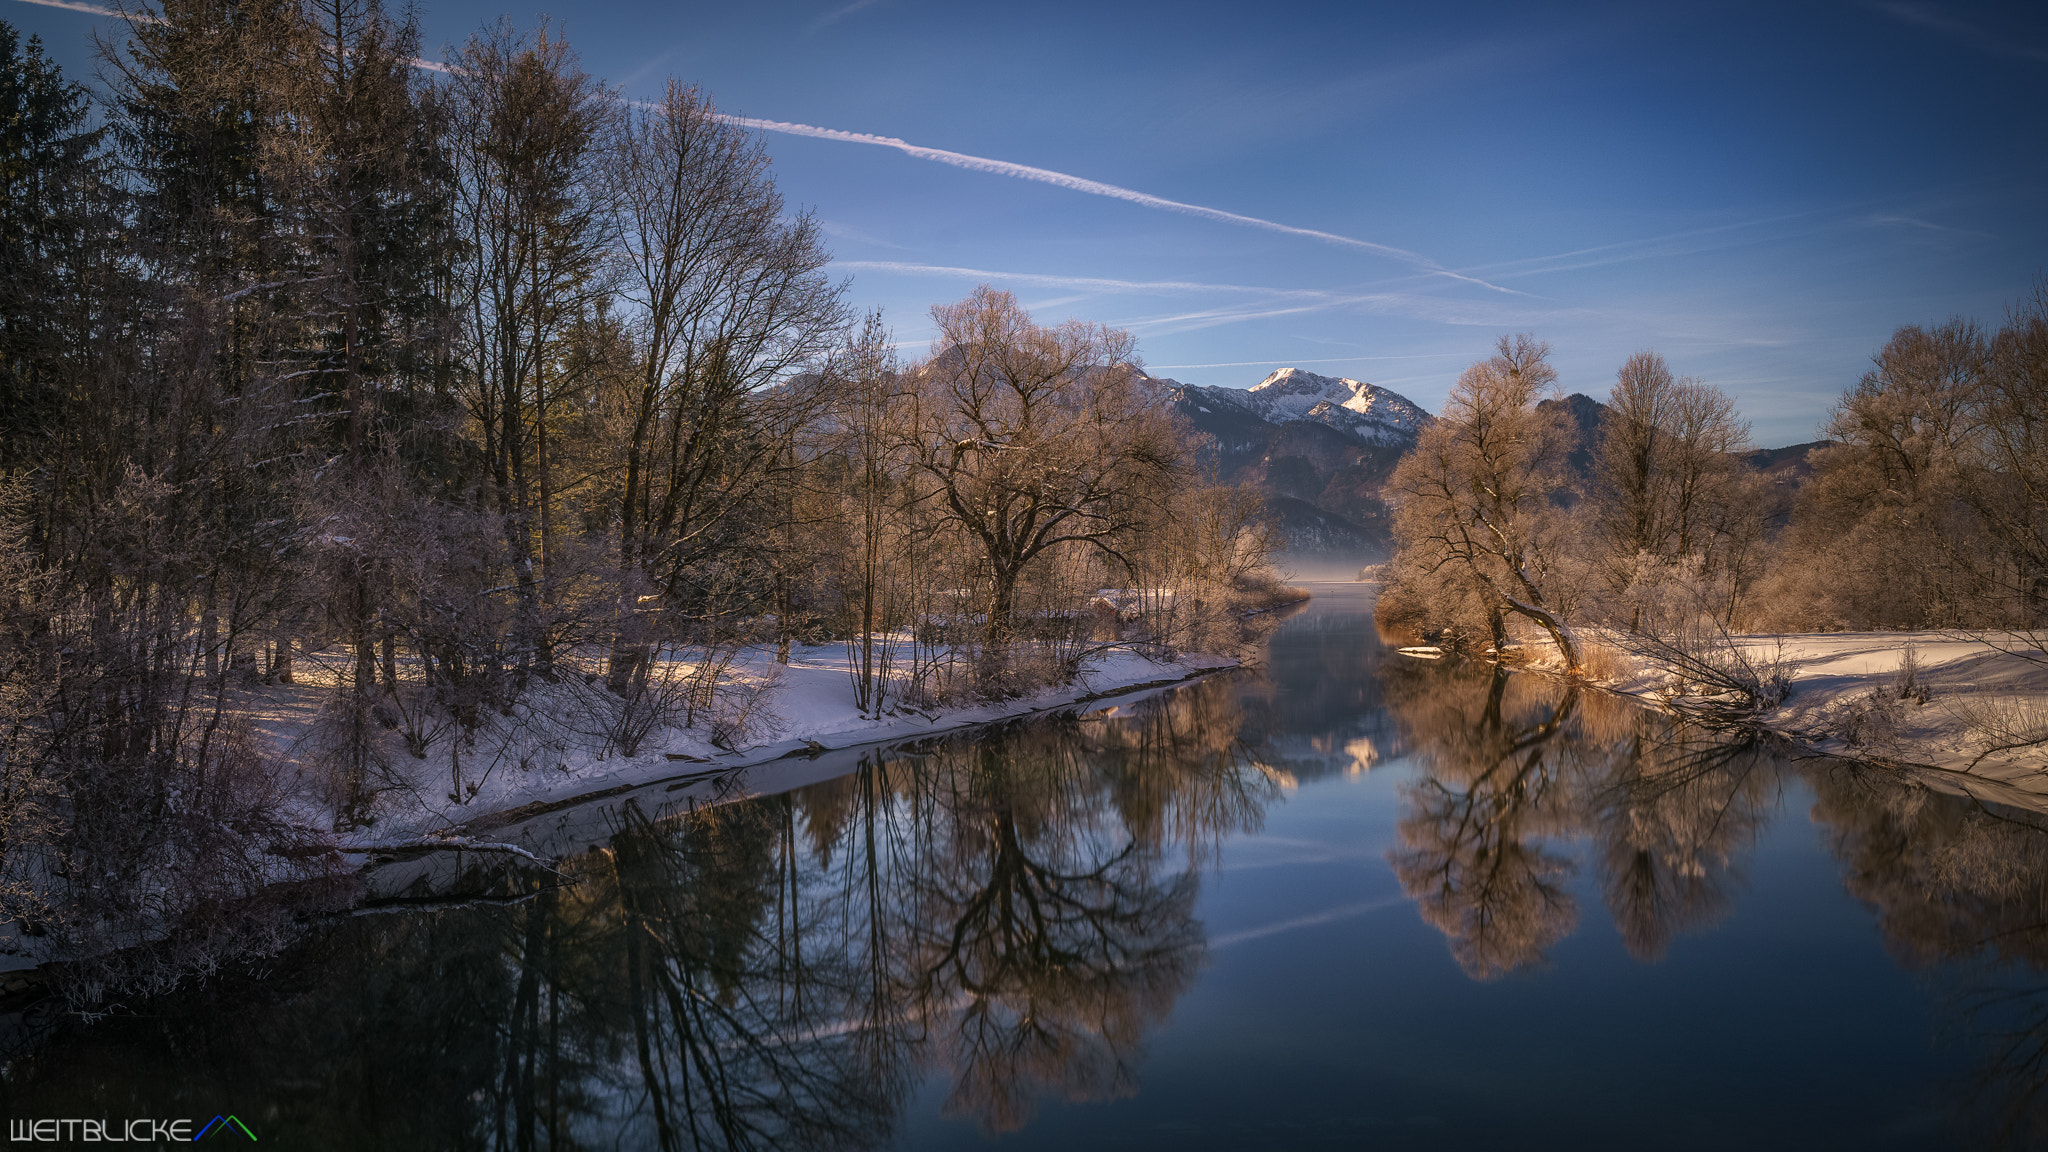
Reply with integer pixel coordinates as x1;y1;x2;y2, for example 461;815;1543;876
305;645;1245;845
1590;632;2048;796
339;648;1247;903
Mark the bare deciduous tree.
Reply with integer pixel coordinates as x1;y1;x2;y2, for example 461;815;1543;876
1593;351;1763;629
601;80;845;683
902;287;1183;691
1387;334;1585;671
446;21;615;683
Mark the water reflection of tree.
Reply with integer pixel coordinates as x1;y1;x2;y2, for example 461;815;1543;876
1592;725;1776;961
1382;658;1777;977
1;679;1276;1149
898;731;1208;1131
1806;767;2048;1146
1385;663;1588;979
1382;652;2048;1145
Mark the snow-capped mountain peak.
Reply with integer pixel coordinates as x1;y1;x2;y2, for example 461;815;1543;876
1195;366;1431;446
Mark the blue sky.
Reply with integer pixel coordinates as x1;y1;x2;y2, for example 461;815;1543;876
10;0;2046;445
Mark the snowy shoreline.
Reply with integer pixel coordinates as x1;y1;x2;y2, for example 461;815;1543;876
1586;632;2048;803
443;647;1243;841
0;648;1253;978
228;639;1258;851
339;648;1250;903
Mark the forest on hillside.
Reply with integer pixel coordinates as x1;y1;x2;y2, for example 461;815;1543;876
0;5;1282;992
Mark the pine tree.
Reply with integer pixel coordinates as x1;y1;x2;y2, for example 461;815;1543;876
0;22;104;473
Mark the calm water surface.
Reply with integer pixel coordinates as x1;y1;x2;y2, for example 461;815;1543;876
8;582;2048;1149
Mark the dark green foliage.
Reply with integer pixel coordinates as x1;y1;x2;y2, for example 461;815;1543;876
0;23;105;473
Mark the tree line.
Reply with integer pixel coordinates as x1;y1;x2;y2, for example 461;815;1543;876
0;6;1278;986
1377;287;2048;676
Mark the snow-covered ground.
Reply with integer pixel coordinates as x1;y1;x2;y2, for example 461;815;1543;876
247;644;1242;845
1591;631;2048;800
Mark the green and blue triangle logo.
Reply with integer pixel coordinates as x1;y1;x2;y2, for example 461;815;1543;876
193;1115;257;1141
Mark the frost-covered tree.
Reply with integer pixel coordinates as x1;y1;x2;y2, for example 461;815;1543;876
1592;351;1766;629
1385;334;1585;671
903;287;1183;690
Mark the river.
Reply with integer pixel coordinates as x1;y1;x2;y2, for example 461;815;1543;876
6;582;2048;1149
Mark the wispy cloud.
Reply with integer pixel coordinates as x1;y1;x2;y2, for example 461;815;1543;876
10;0;123;18
1869;1;2048;63
831;258;1564;334
1863;212;1990;237
618;51;675;90
1127;302;1336;336
807;0;884;34
1018;293;1093;313
1458;213;1820;282
832;259;1335;299
1114;292;1554;338
833;259;1542;336
818;222;905;250
724;113;1515;291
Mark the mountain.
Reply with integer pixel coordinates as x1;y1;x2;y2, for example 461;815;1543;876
1154;368;1433;565
1741;440;1833;484
1159;373;1835;569
1535;392;1608;487
1169;367;1432;448
1536;394;1831;529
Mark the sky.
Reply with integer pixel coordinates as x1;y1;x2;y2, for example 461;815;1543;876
7;0;2046;445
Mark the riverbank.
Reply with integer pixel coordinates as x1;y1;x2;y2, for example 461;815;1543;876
267;644;1253;844
339;648;1258;910
1584;632;2048;797
0;644;1252;982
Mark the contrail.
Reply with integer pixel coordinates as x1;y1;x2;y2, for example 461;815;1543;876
724;113;1514;292
11;0;128;17
16;0;1505;291
832;260;1341;299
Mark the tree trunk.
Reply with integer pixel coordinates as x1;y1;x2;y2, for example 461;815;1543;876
775;571;792;664
982;569;1018;690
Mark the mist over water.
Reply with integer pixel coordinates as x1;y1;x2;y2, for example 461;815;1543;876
7;583;2048;1149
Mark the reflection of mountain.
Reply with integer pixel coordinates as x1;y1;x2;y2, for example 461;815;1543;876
1233;584;1403;780
1158;368;1430;562
2;683;1278;1149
